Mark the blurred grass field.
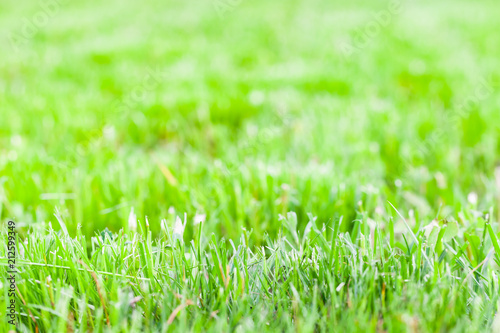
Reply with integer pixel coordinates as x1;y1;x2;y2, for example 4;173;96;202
2;0;500;240
1;0;500;331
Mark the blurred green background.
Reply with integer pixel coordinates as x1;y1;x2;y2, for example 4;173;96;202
1;0;500;242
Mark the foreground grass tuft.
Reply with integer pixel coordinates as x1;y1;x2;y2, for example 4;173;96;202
1;210;499;332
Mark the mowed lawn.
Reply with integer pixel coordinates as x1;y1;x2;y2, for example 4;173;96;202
1;0;500;331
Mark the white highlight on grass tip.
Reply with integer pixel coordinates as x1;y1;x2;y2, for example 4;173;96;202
173;214;186;243
194;214;206;225
160;219;168;233
128;207;137;231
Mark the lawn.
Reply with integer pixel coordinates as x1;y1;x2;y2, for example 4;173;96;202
1;0;500;331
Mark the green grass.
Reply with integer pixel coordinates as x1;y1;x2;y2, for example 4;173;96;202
1;0;500;331
2;211;500;332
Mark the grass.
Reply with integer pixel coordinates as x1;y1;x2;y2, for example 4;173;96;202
1;211;500;332
1;0;500;331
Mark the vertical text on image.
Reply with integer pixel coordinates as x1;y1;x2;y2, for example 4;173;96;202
6;220;17;327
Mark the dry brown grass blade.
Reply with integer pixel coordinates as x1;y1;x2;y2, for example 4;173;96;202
16;286;38;333
78;260;110;327
167;299;194;325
